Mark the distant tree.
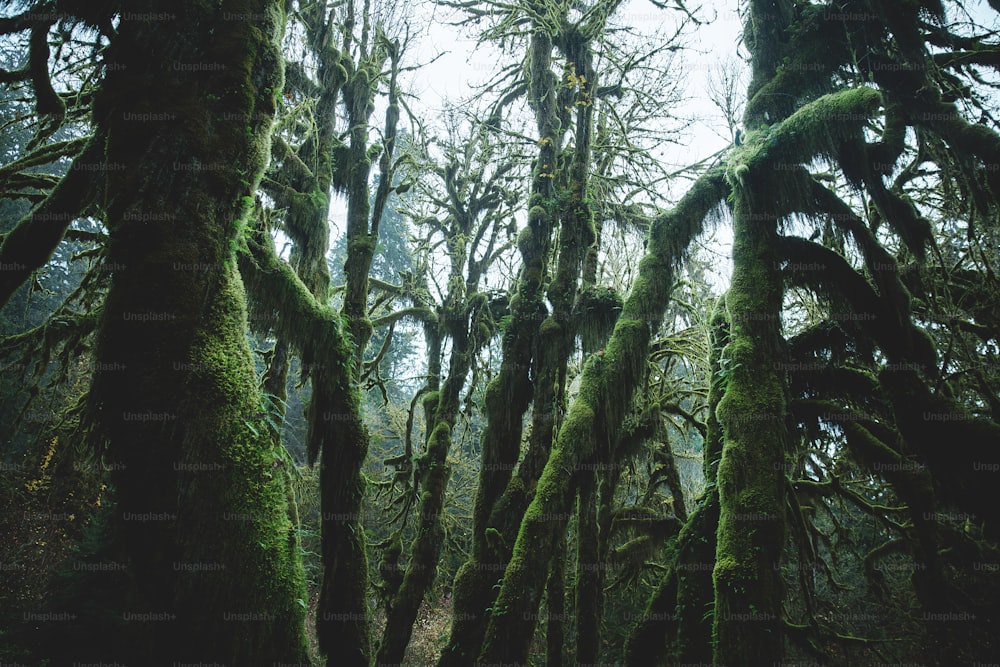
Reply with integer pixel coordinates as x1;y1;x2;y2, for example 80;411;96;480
374;112;519;664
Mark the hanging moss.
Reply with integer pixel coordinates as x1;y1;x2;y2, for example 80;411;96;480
573;285;623;355
728;88;881;208
647;168;728;261
879;369;1000;536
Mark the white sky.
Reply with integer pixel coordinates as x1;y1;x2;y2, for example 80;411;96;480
329;0;746;290
329;0;1000;295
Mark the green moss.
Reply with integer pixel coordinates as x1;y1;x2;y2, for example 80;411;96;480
712;175;786;663
517;225;534;256
725;87;882;219
422;390;440;413
773;86;880;156
574;285;623;354
646;168;728;260
538;315;560;336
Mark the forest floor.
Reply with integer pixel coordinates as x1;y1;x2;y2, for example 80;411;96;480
0;438;95;663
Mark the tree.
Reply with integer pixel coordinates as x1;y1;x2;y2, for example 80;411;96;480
436;1;703;663
373;110;518;664
62;2;307;663
628;1;1000;663
246;2;411;661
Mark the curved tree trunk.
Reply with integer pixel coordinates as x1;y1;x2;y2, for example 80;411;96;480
239;217;372;666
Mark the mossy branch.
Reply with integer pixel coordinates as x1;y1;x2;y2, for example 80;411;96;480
733;87;881;179
0;137;88;184
0;135;102;309
370;306;437;329
28;21;66;144
239;222;357;464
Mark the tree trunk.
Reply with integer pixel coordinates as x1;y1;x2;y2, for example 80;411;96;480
547;531;567;667
376;320;472;664
673;297;727;664
626;299;725;665
711;193;787;666
84;2;309;663
576;471;600;664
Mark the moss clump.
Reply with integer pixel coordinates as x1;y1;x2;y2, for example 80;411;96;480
538;314;561;337
528;205;548;224
516;226;534;256
573;285;623;354
422;390;440;417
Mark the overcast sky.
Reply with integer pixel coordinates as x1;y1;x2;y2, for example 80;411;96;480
330;0;1000;293
325;0;746;289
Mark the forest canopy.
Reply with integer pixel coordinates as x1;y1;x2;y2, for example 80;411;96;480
1;0;999;665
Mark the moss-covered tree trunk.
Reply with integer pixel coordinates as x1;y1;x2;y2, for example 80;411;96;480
377;127;514;662
376;334;471;663
83;3;309;664
444;16;610;662
340;26;396;373
711;192;787;663
576;470;600;664
257;10;375;661
708;3;792;663
547;531;567;667
376;299;473;664
673;298;727;663
316;378;373;667
315;18;400;665
239;213;371;666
